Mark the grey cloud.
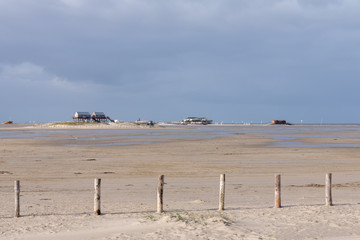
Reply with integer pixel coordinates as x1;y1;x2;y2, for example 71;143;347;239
1;1;360;122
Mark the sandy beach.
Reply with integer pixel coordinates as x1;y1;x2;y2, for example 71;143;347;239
1;123;360;239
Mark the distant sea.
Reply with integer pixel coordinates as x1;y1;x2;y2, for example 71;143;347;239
1;124;360;148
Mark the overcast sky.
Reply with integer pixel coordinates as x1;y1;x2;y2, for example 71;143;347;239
1;0;360;123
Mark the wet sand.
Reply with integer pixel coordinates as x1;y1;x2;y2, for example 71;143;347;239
1;124;360;239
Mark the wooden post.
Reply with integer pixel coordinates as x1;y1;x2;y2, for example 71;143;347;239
94;178;101;215
274;174;281;208
219;174;225;211
325;173;333;206
157;175;164;213
14;180;20;218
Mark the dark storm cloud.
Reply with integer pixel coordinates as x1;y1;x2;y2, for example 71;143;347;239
1;0;360;122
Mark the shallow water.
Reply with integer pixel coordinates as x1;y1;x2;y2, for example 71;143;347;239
1;124;360;148
271;142;360;148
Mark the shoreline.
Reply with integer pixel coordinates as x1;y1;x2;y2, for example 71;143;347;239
3;122;360;130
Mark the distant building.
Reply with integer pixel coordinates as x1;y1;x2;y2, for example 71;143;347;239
73;112;113;122
181;117;212;125
92;112;107;122
271;120;289;125
73;112;91;122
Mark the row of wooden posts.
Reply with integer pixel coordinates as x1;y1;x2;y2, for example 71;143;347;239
274;173;333;208
12;173;333;218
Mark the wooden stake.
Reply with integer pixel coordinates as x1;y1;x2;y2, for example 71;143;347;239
14;180;20;218
157;175;164;213
94;178;101;215
325;173;333;206
219;174;225;211
274;174;281;208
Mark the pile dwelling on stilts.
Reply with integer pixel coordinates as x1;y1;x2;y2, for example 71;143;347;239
73;112;114;123
181;117;212;125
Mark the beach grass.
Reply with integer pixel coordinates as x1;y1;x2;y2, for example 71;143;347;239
50;121;107;126
143;211;233;226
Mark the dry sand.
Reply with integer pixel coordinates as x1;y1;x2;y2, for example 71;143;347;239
1;124;360;239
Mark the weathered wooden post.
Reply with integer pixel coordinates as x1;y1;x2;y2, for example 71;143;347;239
219;174;225;211
157;175;164;213
94;178;101;215
14;180;20;218
325;173;333;206
274;174;281;208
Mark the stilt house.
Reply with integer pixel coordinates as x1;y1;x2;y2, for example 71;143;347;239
92;112;108;122
181;117;212;125
73;112;91;122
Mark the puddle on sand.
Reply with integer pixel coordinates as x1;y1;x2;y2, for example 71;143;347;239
271;141;360;148
65;142;154;147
